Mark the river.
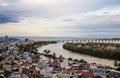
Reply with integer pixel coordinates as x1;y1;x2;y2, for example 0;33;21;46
38;42;116;67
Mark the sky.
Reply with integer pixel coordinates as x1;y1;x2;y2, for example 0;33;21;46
0;0;120;38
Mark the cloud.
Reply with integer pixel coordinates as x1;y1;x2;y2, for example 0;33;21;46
0;13;19;24
0;1;8;7
0;0;120;37
0;10;25;24
0;0;120;24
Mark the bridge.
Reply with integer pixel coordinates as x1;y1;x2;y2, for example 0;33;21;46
57;39;120;43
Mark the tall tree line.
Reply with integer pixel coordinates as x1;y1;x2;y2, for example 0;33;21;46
63;43;120;60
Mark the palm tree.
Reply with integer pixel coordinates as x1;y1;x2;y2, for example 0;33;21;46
25;38;29;42
52;53;56;59
68;57;73;61
5;35;8;40
114;61;118;67
59;55;63;62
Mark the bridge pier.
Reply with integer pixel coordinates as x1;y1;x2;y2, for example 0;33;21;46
58;39;120;43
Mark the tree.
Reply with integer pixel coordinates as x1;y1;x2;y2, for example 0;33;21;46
79;59;87;63
114;61;118;67
0;76;4;78
52;53;56;59
44;49;51;54
59;55;63;59
25;38;29;42
63;43;120;60
4;70;12;77
116;67;120;71
0;56;4;61
68;57;73;61
59;55;63;62
44;50;47;53
5;35;8;40
74;59;79;62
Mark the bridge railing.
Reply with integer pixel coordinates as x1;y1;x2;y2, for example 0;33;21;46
57;39;120;43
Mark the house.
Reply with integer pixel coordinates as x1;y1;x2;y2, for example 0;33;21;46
39;55;49;63
106;46;117;50
89;63;97;71
84;63;90;70
25;57;33;63
92;68;107;78
108;69;120;78
82;72;93;78
3;64;12;71
0;68;4;77
93;64;117;77
22;67;44;78
61;59;69;68
11;72;22;78
21;74;29;78
12;64;22;72
22;68;29;76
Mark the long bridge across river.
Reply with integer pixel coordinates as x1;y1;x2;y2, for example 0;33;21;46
57;39;120;43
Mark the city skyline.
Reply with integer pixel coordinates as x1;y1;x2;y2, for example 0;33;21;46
0;0;120;38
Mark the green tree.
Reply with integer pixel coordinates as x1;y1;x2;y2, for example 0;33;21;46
74;59;79;62
63;43;120;60
68;57;73;61
52;53;56;59
79;59;87;63
114;61;118;67
0;76;4;78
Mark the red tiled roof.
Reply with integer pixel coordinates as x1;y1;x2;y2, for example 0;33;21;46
12;64;20;68
67;67;73;71
0;68;4;71
85;64;90;68
55;57;60;60
83;72;93;77
91;63;97;66
77;70;83;73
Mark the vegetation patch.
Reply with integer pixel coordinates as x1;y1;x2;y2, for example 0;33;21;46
63;43;120;60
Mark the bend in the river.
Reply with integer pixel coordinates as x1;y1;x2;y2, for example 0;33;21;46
38;42;116;67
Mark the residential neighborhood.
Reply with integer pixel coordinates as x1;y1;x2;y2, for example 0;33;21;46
0;37;120;78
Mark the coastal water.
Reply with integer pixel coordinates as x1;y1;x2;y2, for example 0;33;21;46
38;42;115;67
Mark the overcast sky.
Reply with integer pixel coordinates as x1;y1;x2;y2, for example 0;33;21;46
0;0;120;38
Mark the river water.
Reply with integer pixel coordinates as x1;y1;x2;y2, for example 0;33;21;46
38;42;116;67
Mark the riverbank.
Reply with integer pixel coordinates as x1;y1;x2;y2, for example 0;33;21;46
38;42;116;67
